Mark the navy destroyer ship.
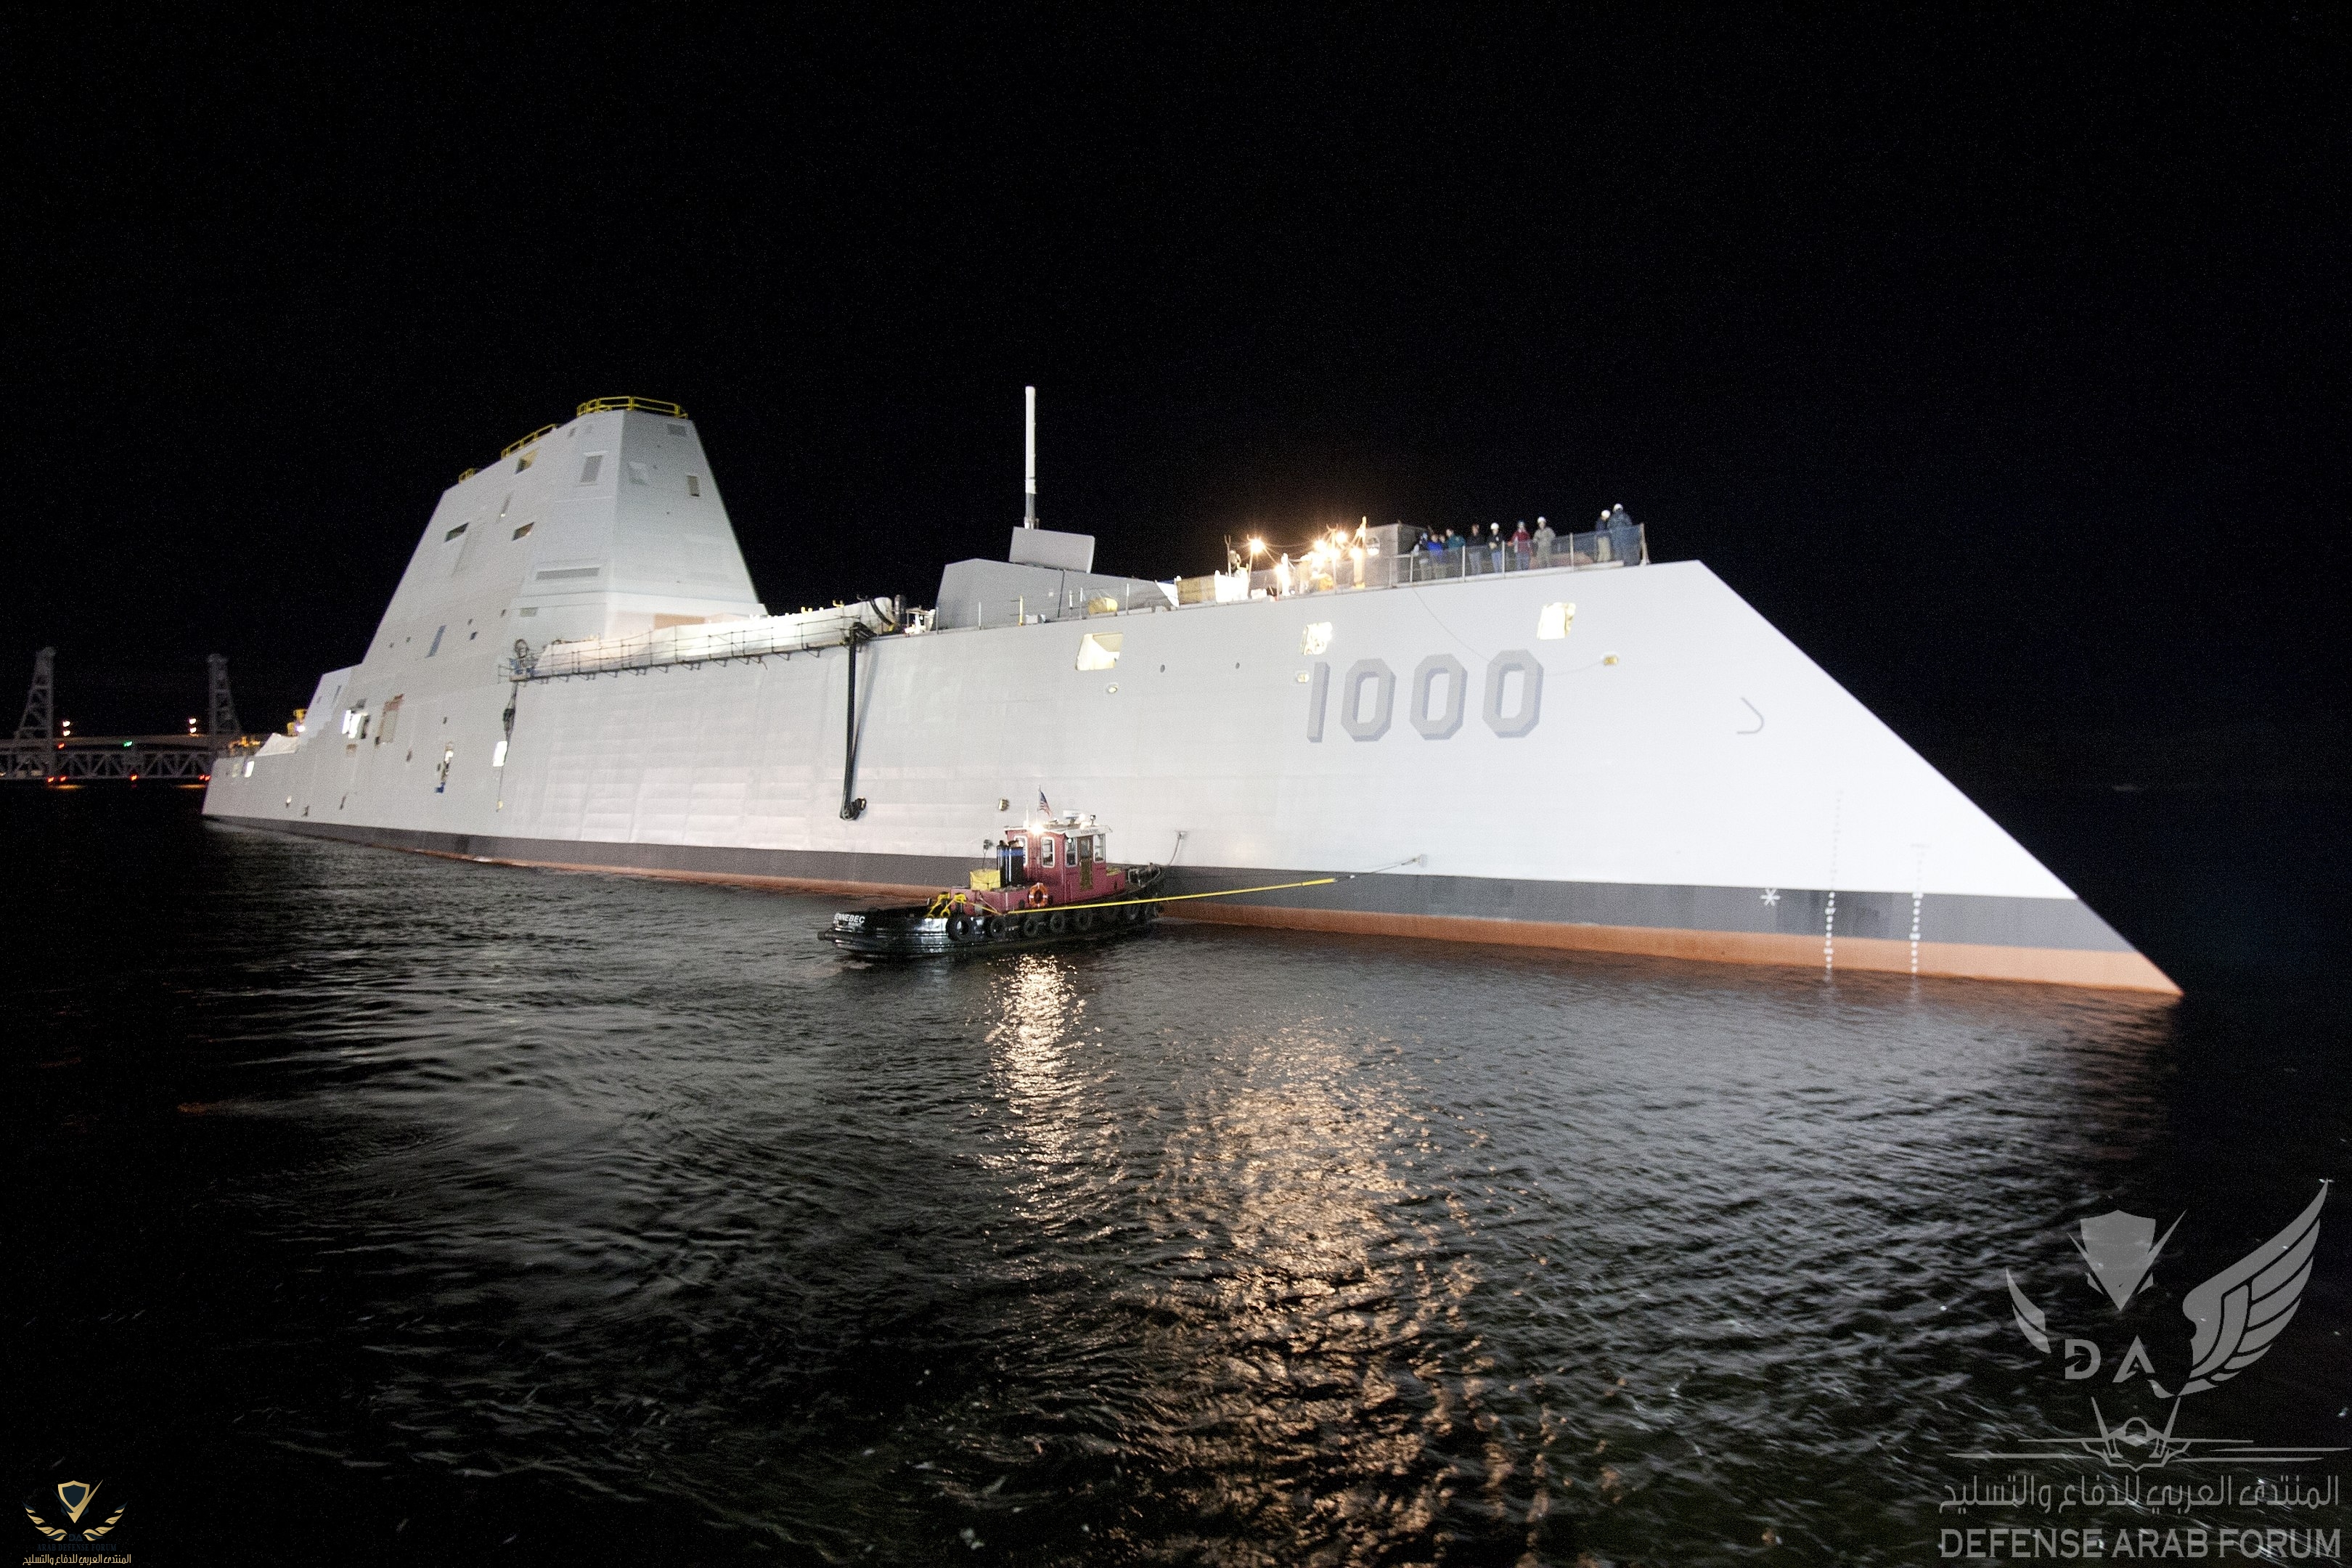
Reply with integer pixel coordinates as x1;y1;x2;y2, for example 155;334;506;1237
202;394;2175;992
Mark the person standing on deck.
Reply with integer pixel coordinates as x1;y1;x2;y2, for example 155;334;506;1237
1513;520;1532;568
1533;516;1555;566
1605;504;1638;564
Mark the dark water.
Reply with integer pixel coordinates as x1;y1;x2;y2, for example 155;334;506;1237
9;790;2347;1565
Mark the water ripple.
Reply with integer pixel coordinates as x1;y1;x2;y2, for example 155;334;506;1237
8;800;2345;1564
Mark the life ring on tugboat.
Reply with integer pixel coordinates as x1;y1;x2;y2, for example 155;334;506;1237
1025;883;1050;909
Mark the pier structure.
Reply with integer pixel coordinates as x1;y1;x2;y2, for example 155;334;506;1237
3;648;259;783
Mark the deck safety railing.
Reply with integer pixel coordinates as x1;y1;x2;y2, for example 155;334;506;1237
1239;523;1644;598
500;422;560;458
576;396;688;419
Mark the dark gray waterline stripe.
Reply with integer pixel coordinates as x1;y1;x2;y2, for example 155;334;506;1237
205;815;2136;955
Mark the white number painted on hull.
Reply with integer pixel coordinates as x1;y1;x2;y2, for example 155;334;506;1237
1307;653;1543;741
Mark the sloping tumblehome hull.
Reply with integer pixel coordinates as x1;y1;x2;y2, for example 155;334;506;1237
203;404;2174;992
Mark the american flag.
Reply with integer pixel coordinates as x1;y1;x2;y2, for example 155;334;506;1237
1037;789;1050;814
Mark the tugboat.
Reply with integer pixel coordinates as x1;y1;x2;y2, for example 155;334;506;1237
826;811;1168;957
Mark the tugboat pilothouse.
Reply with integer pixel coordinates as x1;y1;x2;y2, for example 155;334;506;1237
827;810;1168;957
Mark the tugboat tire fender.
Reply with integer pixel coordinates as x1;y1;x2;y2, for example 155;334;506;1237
1074;910;1095;933
947;914;973;942
1048;911;1069;936
1024;912;1048;938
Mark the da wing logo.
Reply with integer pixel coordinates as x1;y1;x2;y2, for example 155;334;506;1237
1972;1182;2341;1470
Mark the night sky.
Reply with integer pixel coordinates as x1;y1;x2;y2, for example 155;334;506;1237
10;10;2345;791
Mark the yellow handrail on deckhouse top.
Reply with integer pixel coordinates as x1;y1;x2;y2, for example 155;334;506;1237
577;396;687;419
460;399;691;481
500;422;560;458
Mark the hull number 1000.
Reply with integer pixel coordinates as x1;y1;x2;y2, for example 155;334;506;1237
1303;653;1542;743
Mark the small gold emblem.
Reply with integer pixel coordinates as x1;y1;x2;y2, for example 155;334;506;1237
23;1477;126;1543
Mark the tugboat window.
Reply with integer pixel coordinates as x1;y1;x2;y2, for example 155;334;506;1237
1042;836;1056;867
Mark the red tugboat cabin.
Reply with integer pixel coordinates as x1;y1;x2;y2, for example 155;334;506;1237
959;813;1130;915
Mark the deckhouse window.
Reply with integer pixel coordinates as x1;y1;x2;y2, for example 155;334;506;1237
579;454;603;483
686;474;701;497
444;523;469;542
515;450;536;473
1076;632;1122;671
1042;836;1056;867
627;462;650;486
512;520;534;539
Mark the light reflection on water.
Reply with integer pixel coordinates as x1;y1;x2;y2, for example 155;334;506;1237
10;803;2346;1566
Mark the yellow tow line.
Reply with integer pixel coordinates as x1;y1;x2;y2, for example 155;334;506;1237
931;876;1339;918
1090;876;1338;910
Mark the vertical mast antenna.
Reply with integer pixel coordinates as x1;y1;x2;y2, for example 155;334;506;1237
1023;385;1037;528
